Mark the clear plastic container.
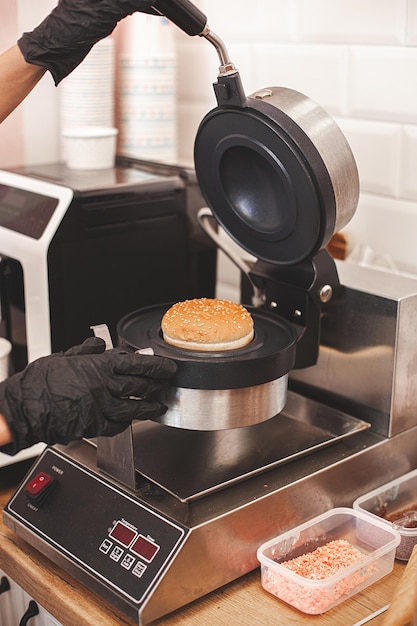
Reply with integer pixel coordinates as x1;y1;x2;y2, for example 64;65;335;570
353;468;417;561
257;507;400;615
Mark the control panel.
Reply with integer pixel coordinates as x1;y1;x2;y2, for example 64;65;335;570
6;449;187;606
0;184;59;239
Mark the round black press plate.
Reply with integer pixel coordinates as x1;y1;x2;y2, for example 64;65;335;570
117;303;297;390
194;106;335;265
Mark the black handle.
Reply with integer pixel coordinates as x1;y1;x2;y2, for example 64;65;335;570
19;600;39;626
151;0;207;36
0;576;10;594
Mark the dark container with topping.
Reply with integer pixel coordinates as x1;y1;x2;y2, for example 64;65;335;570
353;468;417;561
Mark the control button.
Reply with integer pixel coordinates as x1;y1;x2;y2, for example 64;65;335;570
132;562;147;578
25;472;56;507
99;539;112;554
110;546;124;562
121;554;135;570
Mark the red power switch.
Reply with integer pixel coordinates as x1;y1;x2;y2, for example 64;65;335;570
25;472;56;506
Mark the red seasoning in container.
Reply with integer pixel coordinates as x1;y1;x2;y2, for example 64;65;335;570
257;508;400;615
281;539;367;579
261;540;374;614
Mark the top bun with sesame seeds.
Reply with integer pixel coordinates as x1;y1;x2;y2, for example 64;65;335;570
161;298;254;352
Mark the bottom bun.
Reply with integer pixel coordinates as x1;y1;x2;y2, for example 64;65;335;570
162;331;254;352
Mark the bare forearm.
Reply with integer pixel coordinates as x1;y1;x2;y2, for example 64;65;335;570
0;44;46;123
0;413;12;446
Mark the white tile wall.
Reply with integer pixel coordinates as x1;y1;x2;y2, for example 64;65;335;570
337;118;402;197
406;0;417;45
251;44;348;114
206;1;294;42
402;126;417;199
296;0;408;45
348;193;417;275
348;46;417;123
175;0;417;293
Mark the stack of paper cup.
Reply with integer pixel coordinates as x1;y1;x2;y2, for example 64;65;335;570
117;14;177;163
59;38;115;150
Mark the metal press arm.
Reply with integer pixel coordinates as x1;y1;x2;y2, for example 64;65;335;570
151;0;237;76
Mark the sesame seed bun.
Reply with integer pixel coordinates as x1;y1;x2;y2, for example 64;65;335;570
161;298;254;351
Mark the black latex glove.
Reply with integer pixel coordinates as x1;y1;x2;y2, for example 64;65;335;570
18;0;158;85
0;337;177;455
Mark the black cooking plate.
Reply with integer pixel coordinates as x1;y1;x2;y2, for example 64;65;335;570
117;303;297;390
194;103;334;266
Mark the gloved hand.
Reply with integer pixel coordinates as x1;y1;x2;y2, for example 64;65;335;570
0;337;177;455
18;0;158;85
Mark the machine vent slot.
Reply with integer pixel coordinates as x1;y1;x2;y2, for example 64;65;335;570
84;221;130;233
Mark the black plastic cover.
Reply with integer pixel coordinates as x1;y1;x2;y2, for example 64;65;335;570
194;101;336;265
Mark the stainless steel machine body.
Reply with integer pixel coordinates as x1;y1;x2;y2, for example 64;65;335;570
4;262;417;623
3;405;416;624
290;260;417;437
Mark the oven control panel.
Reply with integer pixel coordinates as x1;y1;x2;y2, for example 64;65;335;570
5;448;187;607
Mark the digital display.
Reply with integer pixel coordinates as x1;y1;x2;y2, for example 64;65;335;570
0;184;59;239
109;521;137;548
131;535;159;562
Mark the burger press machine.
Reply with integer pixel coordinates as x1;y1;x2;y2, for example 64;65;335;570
4;1;417;623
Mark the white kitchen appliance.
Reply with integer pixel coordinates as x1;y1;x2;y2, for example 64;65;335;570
0;158;217;466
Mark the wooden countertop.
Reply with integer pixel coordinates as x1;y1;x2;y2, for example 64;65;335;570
0;461;406;626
